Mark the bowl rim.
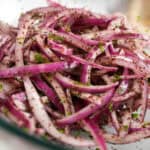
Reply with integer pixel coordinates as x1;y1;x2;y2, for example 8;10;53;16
0;117;72;150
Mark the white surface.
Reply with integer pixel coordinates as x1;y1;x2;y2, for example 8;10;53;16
0;0;149;150
0;128;46;150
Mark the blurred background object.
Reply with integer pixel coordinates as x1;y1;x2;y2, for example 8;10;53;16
128;0;150;32
128;0;150;26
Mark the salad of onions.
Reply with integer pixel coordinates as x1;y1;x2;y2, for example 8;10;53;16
0;0;150;149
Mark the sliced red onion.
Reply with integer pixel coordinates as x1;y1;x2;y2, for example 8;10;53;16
112;56;150;77
56;88;115;125
84;119;107;150
55;73;118;94
110;111;120;132
74;17;111;28
44;8;93;28
116;68;129;95
35;35;60;62
119;109;132;137
0;61;68;78
135;80;148;122
31;75;64;112
0;2;149;148
11;92;27;111
80;48;102;83
106;43;120;56
47;28;99;50
102;74;120;134
97;30;148;42
45;106;63;119
2;99;30;127
113;92;136;103
12;92;26;102
48;40;117;71
24;76;94;146
47;77;72;116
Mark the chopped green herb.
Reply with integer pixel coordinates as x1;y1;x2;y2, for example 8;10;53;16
86;82;91;86
66;111;72;116
143;122;150;128
132;112;139;119
17;37;24;45
123;125;129;131
60;98;66;104
108;103;113;112
58;129;65;133
117;87;124;95
34;52;46;63
112;74;121;82
65;25;71;32
1;107;9;116
98;43;105;53
73;130;81;137
136;15;141;21
95;148;99;150
22;127;29;132
48;33;64;42
46;75;53;81
74;81;83;86
0;83;3;92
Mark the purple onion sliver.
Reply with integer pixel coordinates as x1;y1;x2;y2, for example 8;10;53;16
31;75;64;112
56;88;115;125
55;73;118;94
0;61;68;78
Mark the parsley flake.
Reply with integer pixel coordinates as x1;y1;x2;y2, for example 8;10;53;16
60;98;66;104
0;83;3;92
48;33;64;42
109;103;113;112
112;74;121;82
17;37;24;45
123;125;129;131
66;111;72;116
143;122;150;128
58;129;65;133
132;112;139;119
99;43;105;53
2;107;9;116
34;53;46;64
73;130;81;137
